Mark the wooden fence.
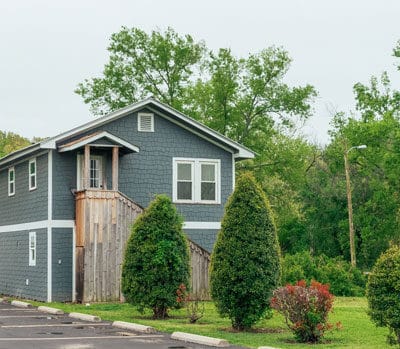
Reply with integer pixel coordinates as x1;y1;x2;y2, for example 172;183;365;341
189;240;211;299
75;189;212;302
75;190;143;302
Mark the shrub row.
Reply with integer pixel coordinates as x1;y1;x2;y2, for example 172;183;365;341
282;251;366;296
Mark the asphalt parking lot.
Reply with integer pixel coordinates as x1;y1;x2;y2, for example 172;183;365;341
0;301;244;349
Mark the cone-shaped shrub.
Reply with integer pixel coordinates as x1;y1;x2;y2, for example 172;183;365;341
366;245;400;346
121;194;190;319
210;173;281;330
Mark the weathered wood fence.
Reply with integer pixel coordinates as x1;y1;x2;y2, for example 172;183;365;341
75;190;143;302
189;240;211;299
75;189;212;302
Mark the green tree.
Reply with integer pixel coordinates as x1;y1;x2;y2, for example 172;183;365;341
0;131;31;158
187;47;317;154
210;173;281;330
121;195;190;319
367;245;400;347
76;26;206;115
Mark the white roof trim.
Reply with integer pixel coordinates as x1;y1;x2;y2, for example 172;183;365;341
0;144;41;167
0;97;254;166
58;131;139;153
40;97;254;158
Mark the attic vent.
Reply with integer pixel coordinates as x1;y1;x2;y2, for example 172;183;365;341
138;113;154;132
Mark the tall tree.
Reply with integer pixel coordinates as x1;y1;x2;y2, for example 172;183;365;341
186;47;317;153
210;173;281;330
76;27;206;115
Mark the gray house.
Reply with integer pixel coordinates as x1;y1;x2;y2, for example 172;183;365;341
0;97;254;303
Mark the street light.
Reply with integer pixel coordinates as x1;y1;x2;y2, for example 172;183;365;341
344;144;367;267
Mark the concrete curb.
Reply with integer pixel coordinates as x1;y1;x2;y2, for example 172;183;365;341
11;300;32;308
69;312;101;322
38;306;64;315
171;332;230;347
112;321;156;334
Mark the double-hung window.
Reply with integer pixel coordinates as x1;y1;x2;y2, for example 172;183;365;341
29;232;36;266
8;167;15;196
29;158;37;190
173;158;220;204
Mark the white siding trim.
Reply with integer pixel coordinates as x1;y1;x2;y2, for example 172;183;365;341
232;154;236;191
183;221;221;230
0;220;75;233
47;150;53;302
72;225;76;302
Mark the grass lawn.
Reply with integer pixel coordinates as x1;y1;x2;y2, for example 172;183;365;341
27;297;389;348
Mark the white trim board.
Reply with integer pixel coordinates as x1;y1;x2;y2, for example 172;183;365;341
183;222;221;230
0;97;254;167
0;220;75;233
58;131;139;153
47;150;53;302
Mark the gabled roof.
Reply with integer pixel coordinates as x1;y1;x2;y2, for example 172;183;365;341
58;131;139;153
0;97;254;167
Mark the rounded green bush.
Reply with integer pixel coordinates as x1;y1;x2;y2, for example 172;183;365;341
121;194;190;319
210;173;281;330
367;245;400;346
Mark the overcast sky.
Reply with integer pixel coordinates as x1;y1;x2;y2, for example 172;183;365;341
1;0;399;145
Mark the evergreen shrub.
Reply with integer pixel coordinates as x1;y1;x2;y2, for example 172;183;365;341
121;194;190;319
366;245;400;347
210;173;281;330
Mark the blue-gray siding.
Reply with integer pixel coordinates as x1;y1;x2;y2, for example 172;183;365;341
0;228;47;301
53;108;233;225
184;229;219;253
0;153;48;225
52;109;233;251
52;228;73;302
52;151;76;220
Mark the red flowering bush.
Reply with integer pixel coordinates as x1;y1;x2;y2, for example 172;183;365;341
271;280;335;343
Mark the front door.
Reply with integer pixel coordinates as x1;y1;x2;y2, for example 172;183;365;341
77;154;105;190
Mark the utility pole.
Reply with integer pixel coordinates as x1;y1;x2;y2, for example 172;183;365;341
344;144;367;267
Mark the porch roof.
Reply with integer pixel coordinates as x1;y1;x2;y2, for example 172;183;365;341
58;131;139;154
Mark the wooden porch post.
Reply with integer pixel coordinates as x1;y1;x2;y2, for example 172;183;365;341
84;144;90;189
112;146;119;191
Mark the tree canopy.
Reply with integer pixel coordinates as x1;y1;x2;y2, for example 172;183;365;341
0;131;31;158
74;29;400;271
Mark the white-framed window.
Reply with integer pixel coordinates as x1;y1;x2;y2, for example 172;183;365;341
77;154;104;190
29;158;37;190
29;232;36;266
89;155;103;189
173;158;220;204
8;167;15;196
138;112;154;132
